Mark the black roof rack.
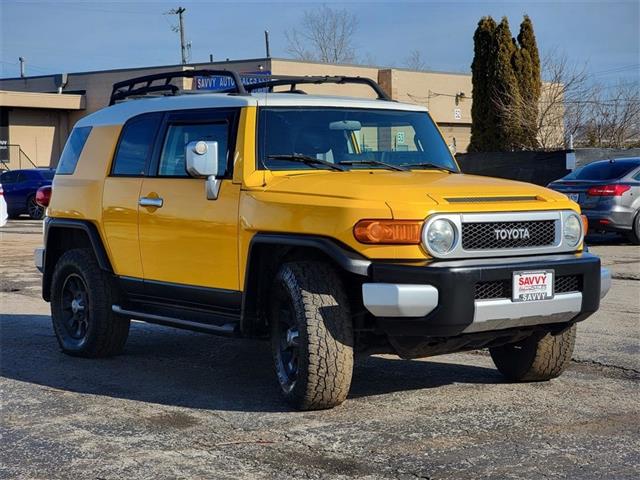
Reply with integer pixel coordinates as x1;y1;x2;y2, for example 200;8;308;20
109;71;392;105
109;69;248;105
230;75;392;101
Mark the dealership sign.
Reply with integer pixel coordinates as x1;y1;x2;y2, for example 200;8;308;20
194;71;271;92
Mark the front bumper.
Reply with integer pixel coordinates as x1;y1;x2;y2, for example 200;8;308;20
362;252;608;337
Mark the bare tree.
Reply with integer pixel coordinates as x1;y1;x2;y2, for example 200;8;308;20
403;50;428;71
495;48;640;150
285;5;358;63
536;50;592;150
579;82;640;148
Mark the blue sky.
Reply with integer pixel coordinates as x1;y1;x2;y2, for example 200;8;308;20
1;0;638;85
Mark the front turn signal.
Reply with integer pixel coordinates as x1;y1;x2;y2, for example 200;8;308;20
581;214;588;234
353;219;423;244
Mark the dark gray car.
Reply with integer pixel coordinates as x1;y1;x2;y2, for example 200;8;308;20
548;158;640;244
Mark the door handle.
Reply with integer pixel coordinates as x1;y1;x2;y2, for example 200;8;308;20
139;196;163;208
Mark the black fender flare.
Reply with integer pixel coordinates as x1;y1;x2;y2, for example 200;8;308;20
42;218;113;300
240;233;371;334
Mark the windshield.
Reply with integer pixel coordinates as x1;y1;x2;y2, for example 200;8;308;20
258;107;458;172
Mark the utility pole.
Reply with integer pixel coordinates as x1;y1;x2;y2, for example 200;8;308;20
167;7;187;64
19;57;25;78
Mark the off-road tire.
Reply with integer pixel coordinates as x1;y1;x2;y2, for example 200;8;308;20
270;261;354;410
627;210;640;245
489;325;576;381
51;248;130;357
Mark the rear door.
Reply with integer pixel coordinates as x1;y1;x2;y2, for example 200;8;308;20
101;112;163;279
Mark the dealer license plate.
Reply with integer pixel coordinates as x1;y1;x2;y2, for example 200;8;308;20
512;270;554;302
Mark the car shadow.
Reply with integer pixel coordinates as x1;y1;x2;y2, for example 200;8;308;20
586;232;633;246
0;314;501;413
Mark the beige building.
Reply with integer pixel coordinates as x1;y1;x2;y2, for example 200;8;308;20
0;58;473;170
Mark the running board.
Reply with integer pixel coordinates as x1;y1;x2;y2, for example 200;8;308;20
112;305;238;336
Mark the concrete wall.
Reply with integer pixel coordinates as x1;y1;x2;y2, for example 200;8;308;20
7;108;68;167
574;148;640;168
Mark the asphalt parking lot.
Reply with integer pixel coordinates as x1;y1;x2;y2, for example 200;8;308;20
1;219;638;480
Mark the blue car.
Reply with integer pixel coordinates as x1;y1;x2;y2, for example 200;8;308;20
0;168;55;219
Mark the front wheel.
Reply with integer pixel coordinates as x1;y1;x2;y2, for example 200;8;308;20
50;248;130;357
270;261;354;410
489;325;576;381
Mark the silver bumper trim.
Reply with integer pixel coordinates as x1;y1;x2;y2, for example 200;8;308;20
464;292;582;333
34;247;44;272
600;267;611;299
362;283;438;317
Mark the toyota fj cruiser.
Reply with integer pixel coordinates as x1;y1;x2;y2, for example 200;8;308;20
35;70;611;410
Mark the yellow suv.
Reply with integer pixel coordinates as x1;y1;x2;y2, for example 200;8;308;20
35;71;611;410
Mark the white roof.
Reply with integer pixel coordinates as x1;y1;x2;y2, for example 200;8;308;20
76;92;428;127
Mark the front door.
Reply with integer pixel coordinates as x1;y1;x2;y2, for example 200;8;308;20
138;109;241;294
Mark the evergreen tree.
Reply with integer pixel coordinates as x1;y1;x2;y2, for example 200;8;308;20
469;16;497;152
516;15;542;148
492;17;522;150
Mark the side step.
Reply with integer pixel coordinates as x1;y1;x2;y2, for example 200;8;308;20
112;305;238;336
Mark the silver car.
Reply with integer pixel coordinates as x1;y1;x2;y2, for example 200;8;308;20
548;158;640;244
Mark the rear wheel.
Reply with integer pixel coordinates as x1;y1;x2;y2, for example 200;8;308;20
51;248;130;357
489;325;576;381
270;261;354;410
27;195;45;220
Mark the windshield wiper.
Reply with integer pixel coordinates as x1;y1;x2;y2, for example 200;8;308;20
339;160;408;171
267;154;345;171
400;162;456;173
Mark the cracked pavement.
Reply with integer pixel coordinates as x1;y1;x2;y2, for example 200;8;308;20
1;221;638;479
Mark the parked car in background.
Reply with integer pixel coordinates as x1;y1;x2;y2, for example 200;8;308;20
0;168;55;220
0;182;7;226
548;158;640;244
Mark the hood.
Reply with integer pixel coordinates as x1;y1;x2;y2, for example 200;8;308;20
261;170;571;217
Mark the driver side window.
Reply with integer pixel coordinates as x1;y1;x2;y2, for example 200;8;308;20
159;122;228;177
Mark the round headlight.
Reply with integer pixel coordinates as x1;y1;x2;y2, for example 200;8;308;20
564;214;582;247
426;219;456;254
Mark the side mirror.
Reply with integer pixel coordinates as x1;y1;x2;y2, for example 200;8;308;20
186;140;222;200
186;140;219;177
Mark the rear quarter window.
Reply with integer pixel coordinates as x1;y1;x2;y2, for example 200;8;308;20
111;113;162;176
56;126;93;175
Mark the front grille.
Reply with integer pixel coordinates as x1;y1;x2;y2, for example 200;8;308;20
462;220;556;250
475;275;581;300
